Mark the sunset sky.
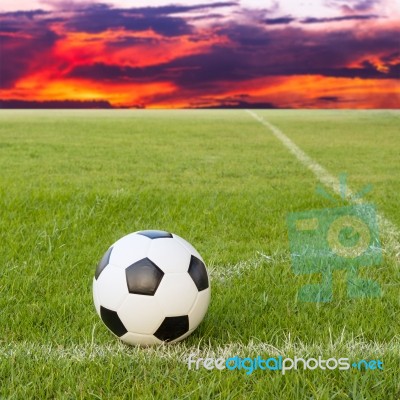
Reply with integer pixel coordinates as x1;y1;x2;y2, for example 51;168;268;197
1;0;399;108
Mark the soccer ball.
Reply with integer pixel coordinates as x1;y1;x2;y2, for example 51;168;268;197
93;230;210;346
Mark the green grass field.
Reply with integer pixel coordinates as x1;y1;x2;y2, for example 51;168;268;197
0;110;399;399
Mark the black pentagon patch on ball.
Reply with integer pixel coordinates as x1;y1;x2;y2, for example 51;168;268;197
137;230;173;239
188;255;209;291
95;247;113;280
100;306;127;337
126;258;164;295
154;316;189;342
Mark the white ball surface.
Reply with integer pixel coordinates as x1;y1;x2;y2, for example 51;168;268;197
93;230;210;346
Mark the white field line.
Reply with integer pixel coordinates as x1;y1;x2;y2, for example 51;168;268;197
209;256;264;282
208;251;291;282
245;110;400;260
1;336;398;362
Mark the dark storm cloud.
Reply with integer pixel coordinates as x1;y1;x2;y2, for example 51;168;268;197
327;0;380;12
0;26;59;88
215;21;400;80
56;1;237;14
190;13;225;21
68;47;249;86
135;2;237;15
0;9;50;33
64;2;236;36
0;25;18;33
66;8;192;36
301;14;379;23
1;10;49;18
264;17;295;25
350;0;379;11
381;52;400;63
264;14;379;25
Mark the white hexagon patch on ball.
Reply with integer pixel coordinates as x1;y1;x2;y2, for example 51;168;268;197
93;230;211;346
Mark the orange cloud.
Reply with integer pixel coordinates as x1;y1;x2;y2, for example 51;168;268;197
52;27;229;70
0;71;176;107
150;75;400;109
